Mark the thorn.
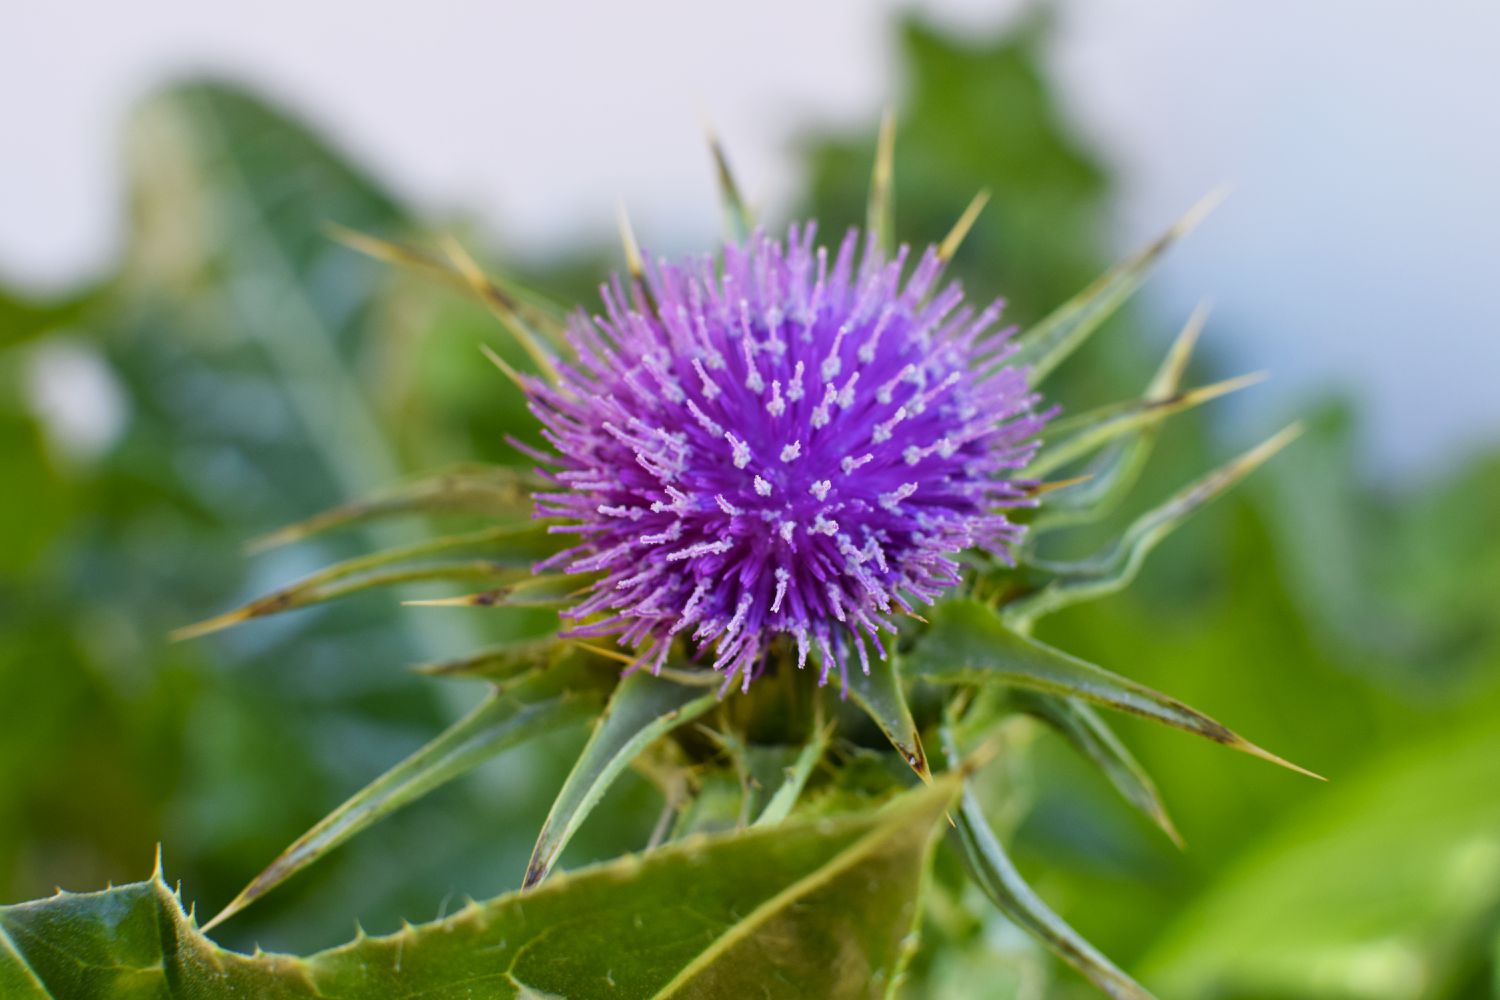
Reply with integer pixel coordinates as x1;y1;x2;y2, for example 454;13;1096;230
1177;370;1269;407
1234;736;1326;782
1173;185;1231;239
1159;809;1186;850
402;588;512;608
867;107;897;255
151;843;163;879
201;895;245;934
703;120;752;242
169;608;253;643
616;201;645;283
937;189;991;263
324;221;454;281
571;640;639;666
440;235;560;383
1149;300;1212;400
1026;474;1094;497
479;343;529;393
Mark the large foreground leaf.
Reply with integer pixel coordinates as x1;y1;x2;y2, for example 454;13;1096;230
0;779;958;999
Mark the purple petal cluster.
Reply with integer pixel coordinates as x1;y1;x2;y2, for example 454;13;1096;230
525;225;1045;691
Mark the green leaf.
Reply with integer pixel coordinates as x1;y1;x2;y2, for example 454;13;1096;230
1025;371;1264;480
1011;425;1302;626
324;224;570;347
206;669;602;930
1009;190;1222;386
940;728;1154;1000
1031;304;1205;531
846;654;930;779
0;779;958;999
1014;692;1180;846
524;670;718;887
909;599;1318;778
1139;711;1500;999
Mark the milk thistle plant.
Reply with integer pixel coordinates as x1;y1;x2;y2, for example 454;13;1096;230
0;123;1315;999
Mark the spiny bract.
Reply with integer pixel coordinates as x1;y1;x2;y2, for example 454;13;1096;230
522;224;1047;691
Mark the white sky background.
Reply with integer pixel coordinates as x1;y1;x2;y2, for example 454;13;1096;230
4;0;1498;479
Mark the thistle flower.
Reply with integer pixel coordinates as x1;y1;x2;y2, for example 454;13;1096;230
174;115;1308;1000
522;225;1047;691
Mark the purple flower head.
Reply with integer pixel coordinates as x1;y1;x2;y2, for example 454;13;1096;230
525;224;1046;692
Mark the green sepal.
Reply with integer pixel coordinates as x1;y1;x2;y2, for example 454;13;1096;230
1011;425;1302;628
1031;305;1205;532
909;599;1318;778
1013;692;1180;846
754;721;836;827
708;131;754;244
205;666;603;930
524;669;718;888
1026;371;1263;480
247;464;543;552
173;523;564;640
938;726;1155;1000
412;634;570;682
846;653;930;780
1009;191;1222;386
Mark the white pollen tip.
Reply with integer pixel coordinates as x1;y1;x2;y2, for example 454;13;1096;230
810;480;832;501
754;476;773;496
779;441;802;463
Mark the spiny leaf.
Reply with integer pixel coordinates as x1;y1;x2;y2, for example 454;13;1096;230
866;108;897;257
323;223;568;342
614;200;664;320
400;575;576;610
173;564;527;640
936;189;991;264
707;127;753;244
1010;189;1224;385
174;523;560;640
1010;425;1303;626
204;670;601;931
908;599;1320;779
846;654;930;781
938;726;1155;1000
439;235;561;383
524;670;718;888
1015;692;1181;846
754;720;836;827
1026;371;1265;480
413;634;570;681
1032;304;1207;531
248;465;541;552
0;778;959;999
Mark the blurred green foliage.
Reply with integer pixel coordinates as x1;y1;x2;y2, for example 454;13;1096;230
2;12;1497;999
